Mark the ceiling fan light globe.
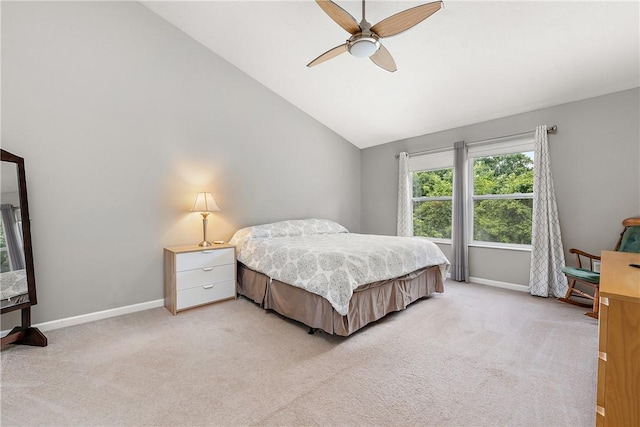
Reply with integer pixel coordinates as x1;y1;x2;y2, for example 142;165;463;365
348;37;380;58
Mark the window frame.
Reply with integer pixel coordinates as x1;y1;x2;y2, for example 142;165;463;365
409;150;454;243
411;190;453;243
466;137;535;249
407;137;535;250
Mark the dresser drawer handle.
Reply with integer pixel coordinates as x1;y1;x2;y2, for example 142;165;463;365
598;351;607;361
201;250;213;254
202;267;214;271
202;284;214;289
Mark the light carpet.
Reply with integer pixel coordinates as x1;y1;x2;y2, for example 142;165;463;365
1;280;598;426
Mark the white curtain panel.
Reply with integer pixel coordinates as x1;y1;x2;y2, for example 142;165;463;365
529;125;567;297
397;152;413;237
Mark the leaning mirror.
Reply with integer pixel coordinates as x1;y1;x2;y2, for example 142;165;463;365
1;149;46;347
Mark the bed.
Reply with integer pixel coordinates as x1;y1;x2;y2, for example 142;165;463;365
229;219;450;336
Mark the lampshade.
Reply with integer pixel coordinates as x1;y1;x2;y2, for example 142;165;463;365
348;37;380;58
190;192;220;213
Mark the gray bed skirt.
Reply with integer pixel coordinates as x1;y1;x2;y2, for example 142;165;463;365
237;263;444;336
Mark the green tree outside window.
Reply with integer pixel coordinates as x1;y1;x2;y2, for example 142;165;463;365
412;168;453;239
411;152;534;244
472;153;534;245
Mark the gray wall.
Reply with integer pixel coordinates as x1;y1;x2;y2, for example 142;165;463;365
1;1;360;325
362;88;640;286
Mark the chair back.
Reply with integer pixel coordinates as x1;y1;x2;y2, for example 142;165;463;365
615;217;640;253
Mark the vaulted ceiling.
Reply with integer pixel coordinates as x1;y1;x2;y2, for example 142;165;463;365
142;1;640;149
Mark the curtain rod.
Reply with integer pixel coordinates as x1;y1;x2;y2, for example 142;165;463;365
395;125;557;158
466;125;557;147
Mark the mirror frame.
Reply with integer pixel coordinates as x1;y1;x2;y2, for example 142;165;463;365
1;149;46;347
1;149;37;314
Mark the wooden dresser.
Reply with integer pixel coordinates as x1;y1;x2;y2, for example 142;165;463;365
596;250;640;427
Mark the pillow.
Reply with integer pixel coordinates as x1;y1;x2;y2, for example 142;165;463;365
229;218;348;251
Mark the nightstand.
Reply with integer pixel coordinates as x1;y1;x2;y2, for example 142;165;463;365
164;244;236;315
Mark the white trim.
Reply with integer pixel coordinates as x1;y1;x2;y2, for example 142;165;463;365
1;299;164;336
472;193;533;200
409;151;453;172
467;136;535;157
468;242;532;252
430;238;452;245
469;276;529;292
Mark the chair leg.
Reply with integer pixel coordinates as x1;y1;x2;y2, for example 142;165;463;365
585;286;600;319
558;278;593;308
564;278;576;299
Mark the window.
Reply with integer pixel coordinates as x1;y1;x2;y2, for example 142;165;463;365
407;137;535;247
468;137;535;246
412;168;453;239
409;150;453;240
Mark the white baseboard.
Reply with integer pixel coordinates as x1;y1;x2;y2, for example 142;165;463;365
2;299;164;336
469;276;529;293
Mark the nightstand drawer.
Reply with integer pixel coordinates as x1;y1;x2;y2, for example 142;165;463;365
176;264;235;291
175;248;234;272
164;244;236;315
176;280;236;310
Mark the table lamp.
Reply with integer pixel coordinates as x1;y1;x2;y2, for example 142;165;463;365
191;192;220;247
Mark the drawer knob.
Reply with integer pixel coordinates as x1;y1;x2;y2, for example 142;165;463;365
202;284;214;289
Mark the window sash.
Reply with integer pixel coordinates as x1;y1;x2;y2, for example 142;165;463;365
411;165;454;240
472;193;533;200
413;195;453;202
468;148;534;246
409;137;534;248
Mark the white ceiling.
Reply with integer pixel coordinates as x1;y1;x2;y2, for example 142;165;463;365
141;1;640;149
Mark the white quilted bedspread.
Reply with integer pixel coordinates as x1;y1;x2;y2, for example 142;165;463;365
230;220;450;315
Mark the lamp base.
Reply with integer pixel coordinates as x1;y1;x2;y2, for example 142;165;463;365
198;213;212;247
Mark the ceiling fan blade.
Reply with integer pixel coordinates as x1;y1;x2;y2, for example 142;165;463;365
371;1;443;38
315;0;361;35
370;44;397;73
307;43;348;67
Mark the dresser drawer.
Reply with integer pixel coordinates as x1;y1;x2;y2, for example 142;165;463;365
176;280;236;310
176;264;235;291
175;248;234;272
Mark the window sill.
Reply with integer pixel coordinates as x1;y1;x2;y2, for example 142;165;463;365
468;242;532;252
424;238;452;245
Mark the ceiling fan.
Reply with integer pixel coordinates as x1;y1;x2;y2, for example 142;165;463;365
307;0;443;72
